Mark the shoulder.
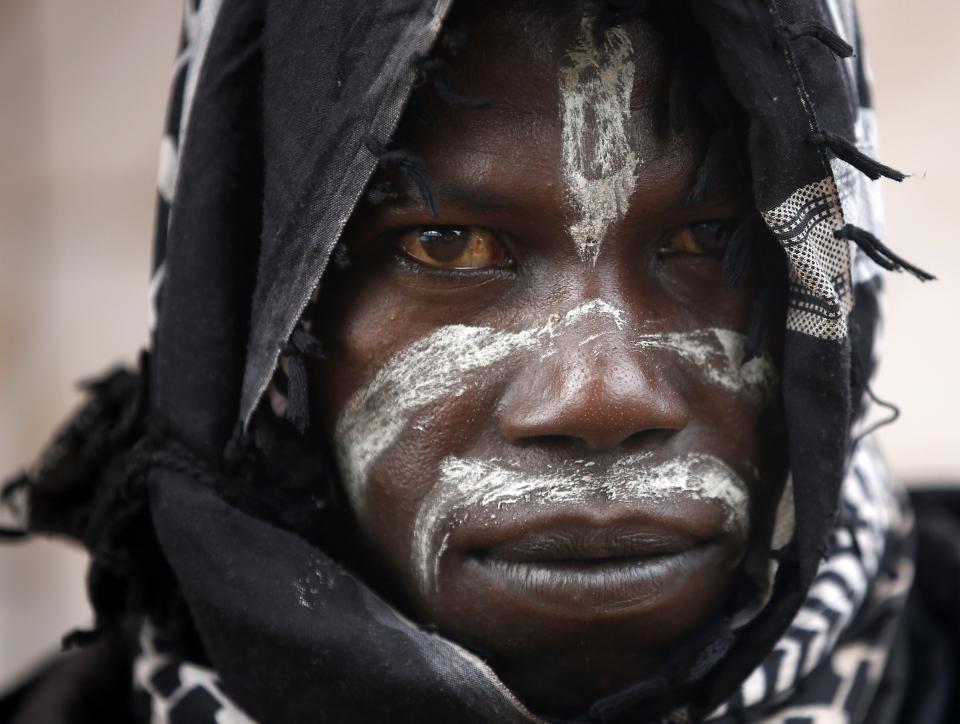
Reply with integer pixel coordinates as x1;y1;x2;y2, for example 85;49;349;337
0;637;136;724
891;487;960;724
910;486;960;639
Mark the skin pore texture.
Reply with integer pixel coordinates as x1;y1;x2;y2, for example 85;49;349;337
311;1;788;716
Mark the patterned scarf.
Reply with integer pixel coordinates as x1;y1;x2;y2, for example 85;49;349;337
131;437;912;724
3;0;930;722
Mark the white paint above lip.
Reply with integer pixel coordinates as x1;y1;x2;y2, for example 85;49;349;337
559;17;640;265
413;452;750;594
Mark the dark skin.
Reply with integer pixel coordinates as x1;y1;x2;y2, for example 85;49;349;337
311;2;787;716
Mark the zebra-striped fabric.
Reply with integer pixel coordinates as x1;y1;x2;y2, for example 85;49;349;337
148;0;224;336
706;439;912;723
136;6;243;719
134;625;254;724
131;436;911;724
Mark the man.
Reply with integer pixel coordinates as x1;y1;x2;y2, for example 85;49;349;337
2;1;956;722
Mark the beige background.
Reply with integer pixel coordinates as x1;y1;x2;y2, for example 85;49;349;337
1;0;957;689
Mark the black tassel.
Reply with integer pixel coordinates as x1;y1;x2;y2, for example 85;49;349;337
743;286;773;363
365;137;438;218
687;127;749;208
835;224;935;281
382;151;437;217
414;56;491;110
280;328;325;434
668;55;690;134
289;328;324;358
284;357;310;434
723;214;762;287
810;131;907;182
786;20;855;59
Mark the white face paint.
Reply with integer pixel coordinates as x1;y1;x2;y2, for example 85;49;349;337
333;299;777;518
414;453;750;594
559;18;640;264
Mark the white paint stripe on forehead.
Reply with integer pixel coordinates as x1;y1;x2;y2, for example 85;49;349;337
334;300;775;515
559;18;640;265
414;453;750;593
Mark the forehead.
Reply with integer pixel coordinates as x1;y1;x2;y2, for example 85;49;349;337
398;3;677;161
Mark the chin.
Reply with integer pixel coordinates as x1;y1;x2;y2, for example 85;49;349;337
407;498;747;715
427;553;740;718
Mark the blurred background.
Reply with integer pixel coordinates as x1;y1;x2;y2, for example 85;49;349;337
1;0;957;690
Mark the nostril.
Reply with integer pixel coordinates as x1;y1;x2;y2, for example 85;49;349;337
613;427;684;454
498;382;691;453
502;424;686;456
504;433;583;452
497;346;692;453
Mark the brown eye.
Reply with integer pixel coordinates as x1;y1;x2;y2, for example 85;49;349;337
660;221;737;258
399;226;512;270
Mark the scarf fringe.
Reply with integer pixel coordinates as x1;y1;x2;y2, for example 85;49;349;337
786;20;855;58
836;224;935;281
810;131;907;182
279;326;325;434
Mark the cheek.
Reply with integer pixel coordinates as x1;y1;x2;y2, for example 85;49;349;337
659;264;755;333
693;378;787;547
313;315;511;584
314;285;784;602
356;391;496;546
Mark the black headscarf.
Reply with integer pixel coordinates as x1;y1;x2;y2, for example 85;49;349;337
1;0;938;721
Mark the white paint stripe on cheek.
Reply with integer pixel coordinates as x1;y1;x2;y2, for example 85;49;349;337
560;18;640;265
634;328;778;396
334;323;535;513
413;453;750;594
334;300;776;516
334;300;629;512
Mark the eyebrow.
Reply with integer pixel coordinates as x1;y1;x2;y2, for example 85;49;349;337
434;181;520;214
382;172;523;218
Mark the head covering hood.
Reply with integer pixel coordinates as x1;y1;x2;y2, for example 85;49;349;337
2;1;931;722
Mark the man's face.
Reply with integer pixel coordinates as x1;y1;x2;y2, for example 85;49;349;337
312;3;787;714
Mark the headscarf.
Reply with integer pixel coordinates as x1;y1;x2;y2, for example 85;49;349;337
1;0;934;721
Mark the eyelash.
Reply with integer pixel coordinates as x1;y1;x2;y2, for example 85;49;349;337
393;250;515;280
380;218;741;276
393;225;516;274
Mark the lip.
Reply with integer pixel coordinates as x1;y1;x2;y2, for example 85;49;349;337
456;500;736;617
480;520;702;562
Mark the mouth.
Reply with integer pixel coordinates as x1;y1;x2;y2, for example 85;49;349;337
414;453;749;618
459;506;735;617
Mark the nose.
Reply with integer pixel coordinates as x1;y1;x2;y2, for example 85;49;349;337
498;316;691;452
